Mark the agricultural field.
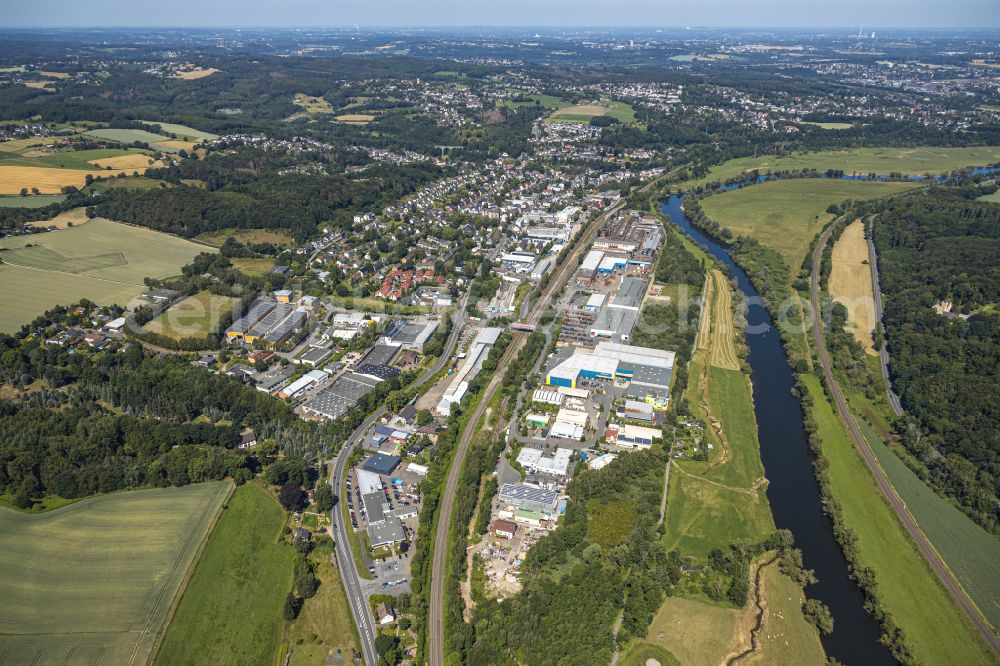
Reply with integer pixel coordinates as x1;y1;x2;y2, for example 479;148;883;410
172;66;220;80
687;146;1000;187
0;482;230;666
26;207;90;229
0;194;65;208
704;269;740;370
802;375;995;665
88;153;157;170
293;93;334;114
83;128;188;153
143;290;239;340
0;165;115;194
855;418;1000;633
142;121;219;142
279;549;360;665
829;220;877;354
195;227;295;247
0;217;209;332
549;99;635;123
334;114;375;124
154;483;296;666
498;93;570;110
0;142;162;193
699;179;918;272
798;121;854;129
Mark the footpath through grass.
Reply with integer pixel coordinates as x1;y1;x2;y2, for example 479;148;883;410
802;375;995;666
154;482;296;666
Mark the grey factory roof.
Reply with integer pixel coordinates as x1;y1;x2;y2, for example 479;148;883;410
619;361;672;390
298;345;332;366
362;344;400;367
357;364;401;380
368;518;406;547
227;298;276;335
247;303;295;338
264;309;307;344
498;483;559;510
610;277;646;310
590;307;638;341
363;491;389;524
301;372;382;420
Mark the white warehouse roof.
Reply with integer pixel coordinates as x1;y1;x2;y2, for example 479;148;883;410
581;250;604;272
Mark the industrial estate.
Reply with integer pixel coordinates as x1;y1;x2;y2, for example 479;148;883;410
1;17;1000;666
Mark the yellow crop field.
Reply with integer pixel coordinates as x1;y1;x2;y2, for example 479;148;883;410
26;208;92;230
153;139;197;152
829;220;877;354
39;71;70;79
173;67;219;80
88;154;156;170
335;114;375;124
0;166;116;194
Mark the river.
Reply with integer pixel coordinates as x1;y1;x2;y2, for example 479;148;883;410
661;194;896;665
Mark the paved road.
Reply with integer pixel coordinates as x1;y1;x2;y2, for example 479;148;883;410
427;201;624;666
328;296;468;666
865;227;904;417
811;227;1000;659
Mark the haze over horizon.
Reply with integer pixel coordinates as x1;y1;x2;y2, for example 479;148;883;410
5;0;1000;30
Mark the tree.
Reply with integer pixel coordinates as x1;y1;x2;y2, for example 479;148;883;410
294;565;319;598
279;482;305;511
802;599;835;635
374;634;402;666
416;409;434;426
313;483;334;512
283;592;302;621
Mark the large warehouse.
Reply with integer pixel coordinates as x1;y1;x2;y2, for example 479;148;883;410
546;342;675;407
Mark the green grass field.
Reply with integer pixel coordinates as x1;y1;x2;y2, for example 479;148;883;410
498;93;570;110
0;217;210;332
0;482;230;666
280;550;361;665
230;257;276;276
977;190;1000;203
155;483;296;666
85;176;167;191
617;642;681;666
142;121;218;141
84;128;172;145
687;146;1000;187
798;121;854;130
34;148;149;170
195;227;295;247
0;194;66;208
143;290;238;340
699;179;918;271
663;361;773;558
855;418;1000;632
802;375;995;665
745;564;827;665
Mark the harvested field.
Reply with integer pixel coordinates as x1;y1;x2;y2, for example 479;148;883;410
88;153;156;170
173;67;219;80
0;165;112;194
829;220;877;354
707;269;740;370
152;139;197;152
38;71;69;79
335;114;375;124
26;207;90;229
143;122;218;141
0;482;231;666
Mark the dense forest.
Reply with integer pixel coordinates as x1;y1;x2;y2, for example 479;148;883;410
866;187;1000;532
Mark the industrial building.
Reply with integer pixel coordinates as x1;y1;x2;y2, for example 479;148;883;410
301;372;382;420
363;453;401;476
516;447;573;476
498;484;559;513
546;342;675;407
381;318;439;351
225;297;310;348
278;368;330;399
436;327;504;415
613;424;663;449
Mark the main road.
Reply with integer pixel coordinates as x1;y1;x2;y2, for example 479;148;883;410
427;201;624;666
810;226;1000;659
328;294;469;666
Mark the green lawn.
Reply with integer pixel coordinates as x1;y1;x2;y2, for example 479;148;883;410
143;290;238;340
0;217;210;333
84;127;172;145
498;93;569;110
0;194;66;208
703;367;765;488
699;179;918;271
802;375;995;666
977;190;1000;203
230;257;276;276
0;482;230;666
687;146;1000;187
155;482;296;666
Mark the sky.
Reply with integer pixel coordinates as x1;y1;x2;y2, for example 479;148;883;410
5;0;1000;29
